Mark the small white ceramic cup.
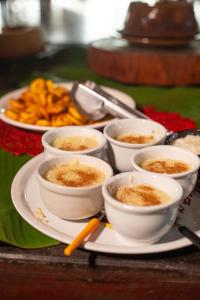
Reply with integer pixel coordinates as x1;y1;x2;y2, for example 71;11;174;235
131;145;200;199
103;119;167;172
102;171;183;246
42;126;107;159
37;155;113;220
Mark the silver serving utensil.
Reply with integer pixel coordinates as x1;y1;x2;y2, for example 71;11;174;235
70;81;150;121
176;222;200;251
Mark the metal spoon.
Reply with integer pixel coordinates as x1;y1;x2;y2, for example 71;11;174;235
177;223;200;251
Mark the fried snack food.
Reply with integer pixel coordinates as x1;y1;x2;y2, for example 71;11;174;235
5;78;88;126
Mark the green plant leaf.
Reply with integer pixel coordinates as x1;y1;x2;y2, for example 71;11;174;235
0;149;59;248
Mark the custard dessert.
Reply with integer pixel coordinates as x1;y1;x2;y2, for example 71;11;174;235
52;135;98;151
116;133;154;144
44;160;105;187
172;135;200;155
114;184;171;206
139;158;191;174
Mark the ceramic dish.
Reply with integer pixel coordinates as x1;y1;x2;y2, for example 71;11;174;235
104;119;167;172
42;126;106;159
131;145;200;199
0;82;135;132
165;129;200;156
37;155;113;220
102;171;183;246
11;153;200;255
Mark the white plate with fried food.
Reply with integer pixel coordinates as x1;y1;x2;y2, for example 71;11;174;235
0;78;136;132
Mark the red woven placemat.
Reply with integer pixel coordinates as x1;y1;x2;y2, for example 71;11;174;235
0;120;43;156
0;106;197;156
143;106;196;132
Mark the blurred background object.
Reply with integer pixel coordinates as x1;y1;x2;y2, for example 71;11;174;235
34;0;132;45
88;0;200;86
0;0;41;28
1;0;199;46
0;0;200;85
122;0;198;47
0;0;44;59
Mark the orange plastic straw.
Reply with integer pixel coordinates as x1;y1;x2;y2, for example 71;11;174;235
64;218;101;256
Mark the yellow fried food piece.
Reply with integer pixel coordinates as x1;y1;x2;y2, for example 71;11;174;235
36;119;50;126
68;106;86;121
51;120;67;127
66;113;83;125
46;80;54;91
5;110;19;120
9;99;25;110
4;78;91;127
30;78;46;92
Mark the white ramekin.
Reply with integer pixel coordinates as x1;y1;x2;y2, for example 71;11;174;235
42;126;107;159
131;145;200;199
37;155;113;220
104;119;167;172
102;171;183;246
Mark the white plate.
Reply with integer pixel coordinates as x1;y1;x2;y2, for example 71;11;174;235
11;153;200;254
0;83;135;132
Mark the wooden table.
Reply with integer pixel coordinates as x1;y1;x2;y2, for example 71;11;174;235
0;243;200;300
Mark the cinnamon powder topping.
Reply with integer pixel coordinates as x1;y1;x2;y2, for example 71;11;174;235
140;158;191;174
114;184;171;206
44;160;105;187
116;133;154;144
52;136;98;151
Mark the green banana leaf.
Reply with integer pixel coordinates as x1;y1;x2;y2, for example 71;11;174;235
0;149;59;248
